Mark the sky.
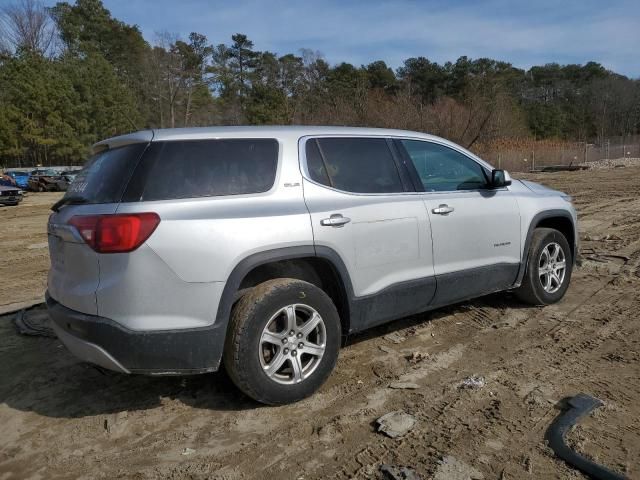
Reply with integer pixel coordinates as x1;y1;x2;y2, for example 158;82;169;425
45;0;640;78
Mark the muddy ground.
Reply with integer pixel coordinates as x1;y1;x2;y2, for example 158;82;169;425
1;167;639;480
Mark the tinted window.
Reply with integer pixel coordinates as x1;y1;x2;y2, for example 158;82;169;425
64;143;147;203
305;139;330;187
130;139;278;201
400;140;487;192
308;138;403;194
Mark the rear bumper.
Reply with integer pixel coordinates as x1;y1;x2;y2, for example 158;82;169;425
46;292;225;375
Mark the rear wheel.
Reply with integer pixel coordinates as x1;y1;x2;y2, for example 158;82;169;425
223;278;341;405
515;227;573;305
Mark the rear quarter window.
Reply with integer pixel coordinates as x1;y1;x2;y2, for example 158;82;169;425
124;139;279;201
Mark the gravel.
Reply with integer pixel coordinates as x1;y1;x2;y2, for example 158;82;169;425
581;157;640;170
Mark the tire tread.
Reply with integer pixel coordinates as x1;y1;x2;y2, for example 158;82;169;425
515;227;572;305
223;278;340;405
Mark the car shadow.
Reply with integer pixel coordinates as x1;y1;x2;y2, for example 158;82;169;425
0;291;534;419
0;313;260;419
345;290;535;347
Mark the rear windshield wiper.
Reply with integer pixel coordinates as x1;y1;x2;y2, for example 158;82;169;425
51;195;89;212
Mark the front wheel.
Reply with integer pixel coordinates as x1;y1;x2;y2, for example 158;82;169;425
515;227;573;305
223;278;341;405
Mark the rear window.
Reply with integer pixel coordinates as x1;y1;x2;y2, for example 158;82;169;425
65;143;147;204
124;139;278;201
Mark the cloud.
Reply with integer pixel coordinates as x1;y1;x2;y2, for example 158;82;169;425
51;0;640;77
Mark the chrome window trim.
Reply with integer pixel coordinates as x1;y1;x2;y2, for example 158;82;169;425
297;134;502;197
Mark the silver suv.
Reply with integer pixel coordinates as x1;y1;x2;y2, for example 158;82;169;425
47;127;577;404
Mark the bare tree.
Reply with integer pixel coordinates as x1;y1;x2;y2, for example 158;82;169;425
0;0;57;56
153;32;185;129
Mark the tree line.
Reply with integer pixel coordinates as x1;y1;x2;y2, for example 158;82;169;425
1;0;639;167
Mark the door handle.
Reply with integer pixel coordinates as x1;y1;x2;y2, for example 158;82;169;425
321;214;351;227
432;204;454;215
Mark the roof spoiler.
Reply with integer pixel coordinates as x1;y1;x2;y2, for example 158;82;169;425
91;130;154;154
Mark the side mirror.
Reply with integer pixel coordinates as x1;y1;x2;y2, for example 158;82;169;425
491;169;511;188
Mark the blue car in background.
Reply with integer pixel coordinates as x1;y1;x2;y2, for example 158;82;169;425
4;170;30;189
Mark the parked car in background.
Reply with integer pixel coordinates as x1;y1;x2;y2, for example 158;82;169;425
28;169;67;192
4;170;30;189
60;170;78;183
47;126;577;405
0;184;23;206
1;173;17;187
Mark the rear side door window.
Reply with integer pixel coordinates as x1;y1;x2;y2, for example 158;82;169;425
306;137;405;194
399;140;488;192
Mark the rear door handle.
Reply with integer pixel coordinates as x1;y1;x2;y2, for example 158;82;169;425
432;204;454;215
321;214;351;227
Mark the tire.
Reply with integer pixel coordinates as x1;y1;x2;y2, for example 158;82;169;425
223;278;341;405
515;227;573;305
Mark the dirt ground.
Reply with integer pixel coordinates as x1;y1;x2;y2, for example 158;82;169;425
0;192;59;314
1;167;639;480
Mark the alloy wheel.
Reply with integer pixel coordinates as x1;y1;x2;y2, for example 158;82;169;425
538;242;566;294
259;304;326;385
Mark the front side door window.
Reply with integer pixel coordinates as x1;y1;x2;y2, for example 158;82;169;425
399;139;488;192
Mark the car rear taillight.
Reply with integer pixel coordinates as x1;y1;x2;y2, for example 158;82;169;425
68;213;160;253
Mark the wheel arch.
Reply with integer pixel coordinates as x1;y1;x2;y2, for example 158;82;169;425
515;209;577;286
215;246;354;343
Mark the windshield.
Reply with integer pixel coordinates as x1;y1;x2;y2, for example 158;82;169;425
33;169;58;176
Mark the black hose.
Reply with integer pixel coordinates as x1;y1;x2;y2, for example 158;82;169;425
545;394;627;480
